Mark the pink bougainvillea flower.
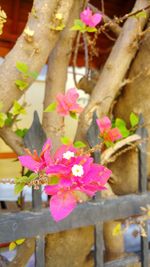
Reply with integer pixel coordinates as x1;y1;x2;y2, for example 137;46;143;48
18;139;52;173
96;116;122;143
80;7;102;27
56;88;83;116
45;148;111;221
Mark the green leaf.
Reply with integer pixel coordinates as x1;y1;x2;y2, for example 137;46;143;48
130;112;139;127
61;136;72;145
15;80;28;91
71;19;86;32
15;174;38;184
134;10;147;19
14;183;25;194
115;118;130;138
15;128;28;138
16;239;25;245
74;141;86;148
12;100;26;116
86;27;97;32
112;223;122;236
5;112;14;126
16;62;29;74
50;24;65;31
9;242;16;251
49;175;59;185
44;102;57;112
29;173;38;181
104;141;114;148
0;112;7;127
69;112;77;119
28;71;39;79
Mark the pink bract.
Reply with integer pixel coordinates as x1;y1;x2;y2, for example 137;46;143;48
18;138;52;173
96;116;122;143
80;7;102;27
56;88;83;116
45;151;111;221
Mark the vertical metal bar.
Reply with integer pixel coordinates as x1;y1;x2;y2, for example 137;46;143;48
32;186;45;266
137;115;149;267
94;222;104;267
35;234;45;267
32;186;42;211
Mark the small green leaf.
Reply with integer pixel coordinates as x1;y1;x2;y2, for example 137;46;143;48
49;175;59;185
16;239;25;245
15;80;28;91
14;183;25;194
71;19;86;32
134;10;147;19
29;173;38;181
104;141;114;148
15;128;28;138
28;71;39;79
112;223;122;236
12;100;26;116
86;27;97;32
16;62;29;74
61;136;72;145
130;112;139;127
74;141;86;148
115;118;130;138
9;242;16;251
0;112;7;127
44;102;57;112
50;24;65;31
69;112;77;119
5;112;14;126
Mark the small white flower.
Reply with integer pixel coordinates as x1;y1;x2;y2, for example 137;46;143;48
72;164;84;177
63;151;75;160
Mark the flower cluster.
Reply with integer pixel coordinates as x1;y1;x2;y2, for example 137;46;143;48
96;116;122;146
80;7;102;27
56;88;83;117
19;139;111;221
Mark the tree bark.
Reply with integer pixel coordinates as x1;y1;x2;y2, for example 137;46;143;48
0;0;74;113
76;0;150;142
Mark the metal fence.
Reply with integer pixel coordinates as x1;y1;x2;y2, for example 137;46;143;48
0;113;150;267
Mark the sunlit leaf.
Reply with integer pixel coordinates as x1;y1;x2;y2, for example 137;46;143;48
16;62;29;74
74;141;86;148
49;175;59;185
16;239;25;245
28;71;38;79
86;27;97;32
44;102;57;112
61;136;72;145
134;10;147;19
15;80;28;91
71;19;86;32
9;242;16;251
69;112;77;119
115;118;130;138
0;112;7;127
130;112;139;127
12;100;26;116
14;183;25;194
112;223;122;236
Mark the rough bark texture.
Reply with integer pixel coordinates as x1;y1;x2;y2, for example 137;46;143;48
0;0;74;113
42;0;83;150
76;0;150;142
112;25;150;194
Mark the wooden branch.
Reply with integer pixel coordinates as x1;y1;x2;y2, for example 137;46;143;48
0;0;74;113
101;134;141;165
76;0;150;141
88;3;121;36
0;127;24;155
42;0;84;151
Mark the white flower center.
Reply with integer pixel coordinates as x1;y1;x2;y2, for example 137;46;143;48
72;164;84;177
63;151;75;160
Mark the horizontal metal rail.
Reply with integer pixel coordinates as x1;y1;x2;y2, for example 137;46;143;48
0;192;150;243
